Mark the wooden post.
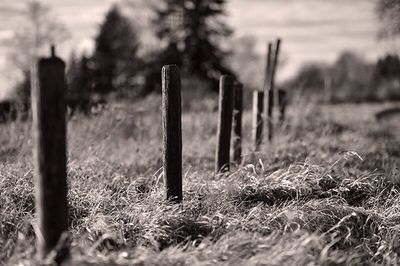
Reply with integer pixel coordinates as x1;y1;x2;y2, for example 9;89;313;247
215;75;234;173
252;90;264;151
32;47;69;259
263;43;273;92
264;43;273;142
278;89;287;125
266;39;281;142
162;65;182;203
272;39;281;123
232;81;243;164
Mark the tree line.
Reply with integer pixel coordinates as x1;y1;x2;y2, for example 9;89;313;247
1;0;400;121
3;0;233;119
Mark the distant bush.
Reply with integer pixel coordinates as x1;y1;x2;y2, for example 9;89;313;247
285;51;400;103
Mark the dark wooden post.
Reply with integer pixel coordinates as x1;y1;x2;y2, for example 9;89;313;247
266;39;281;142
264;43;274;142
215;75;234;173
232;81;243;164
272;39;281;123
32;46;69;259
252;90;264;151
162;65;182;203
278;89;288;125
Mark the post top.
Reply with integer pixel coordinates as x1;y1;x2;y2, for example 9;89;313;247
220;74;234;83
36;44;65;66
38;56;65;68
162;65;181;79
234;81;243;88
51;45;56;58
162;64;180;70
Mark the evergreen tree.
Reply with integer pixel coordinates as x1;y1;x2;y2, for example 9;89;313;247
92;4;141;95
153;0;233;84
143;41;183;94
66;53;93;115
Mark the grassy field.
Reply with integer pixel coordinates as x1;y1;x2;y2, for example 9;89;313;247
1;95;399;265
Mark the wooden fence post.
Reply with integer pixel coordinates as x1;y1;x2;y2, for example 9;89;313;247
272;39;281;125
252;90;264;151
266;39;281;142
32;46;69;260
215;75;234;173
278;89;288;125
264;43;273;142
232;81;243;164
162;65;182;203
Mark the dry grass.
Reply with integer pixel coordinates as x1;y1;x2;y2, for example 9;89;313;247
0;96;399;265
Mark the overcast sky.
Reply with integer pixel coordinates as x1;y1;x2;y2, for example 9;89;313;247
0;0;392;99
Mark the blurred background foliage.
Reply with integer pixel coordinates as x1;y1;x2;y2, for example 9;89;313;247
0;0;400;121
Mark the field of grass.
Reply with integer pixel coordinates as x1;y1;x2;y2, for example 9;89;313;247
1;95;399;265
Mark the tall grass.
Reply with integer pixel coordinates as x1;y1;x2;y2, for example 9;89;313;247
0;96;399;265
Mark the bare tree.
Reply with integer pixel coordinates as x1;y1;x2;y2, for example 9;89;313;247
6;1;69;118
7;1;69;76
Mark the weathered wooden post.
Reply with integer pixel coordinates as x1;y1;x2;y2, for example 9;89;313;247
162;65;182;203
265;43;274;142
272;39;281;123
266;39;281;142
232;81;243;164
252;90;264;151
32;46;69;260
278;89;288;125
215;75;234;173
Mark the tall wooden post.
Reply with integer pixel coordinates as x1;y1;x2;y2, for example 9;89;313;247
278;89;288;125
215;75;234;173
265;43;273;142
32;46;69;259
272;39;281;124
266;39;281;142
162;65;182;203
232;82;243;164
252;90;264;151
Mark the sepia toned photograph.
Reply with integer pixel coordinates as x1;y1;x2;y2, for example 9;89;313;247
0;0;399;265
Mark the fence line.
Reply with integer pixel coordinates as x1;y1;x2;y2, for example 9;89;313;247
23;39;285;260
